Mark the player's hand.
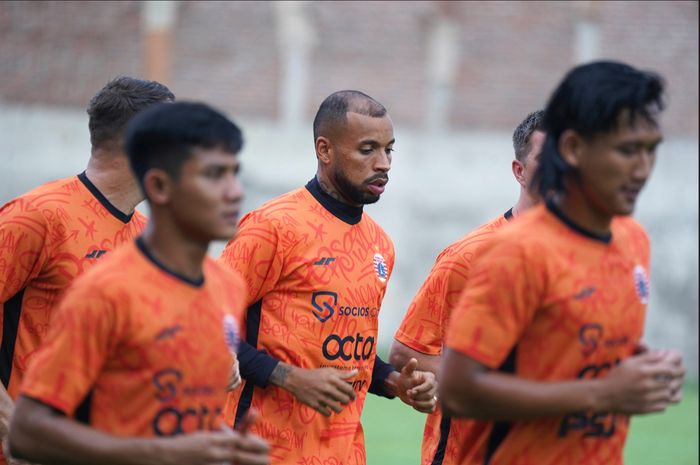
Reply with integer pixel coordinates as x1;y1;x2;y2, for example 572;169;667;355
162;428;269;465
228;357;242;391
650;348;685;404
600;350;685;415
386;358;438;413
282;366;358;417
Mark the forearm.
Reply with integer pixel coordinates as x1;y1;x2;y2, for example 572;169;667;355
10;397;168;465
268;362;292;388
388;340;440;375
439;350;605;420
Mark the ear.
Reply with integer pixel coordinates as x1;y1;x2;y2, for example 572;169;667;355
142;169;173;206
558;129;584;168
512;159;526;187
315;136;332;166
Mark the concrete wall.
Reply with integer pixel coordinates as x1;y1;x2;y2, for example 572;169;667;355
1;1;698;136
1;104;697;374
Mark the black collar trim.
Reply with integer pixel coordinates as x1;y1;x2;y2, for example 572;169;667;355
504;208;513;221
135;237;205;288
546;200;612;244
77;171;133;224
305;177;363;225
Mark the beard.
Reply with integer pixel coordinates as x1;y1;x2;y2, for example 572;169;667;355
333;168;385;205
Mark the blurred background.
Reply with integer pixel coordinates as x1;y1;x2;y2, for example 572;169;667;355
0;1;697;463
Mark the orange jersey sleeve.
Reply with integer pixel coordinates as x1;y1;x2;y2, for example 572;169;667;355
445;237;543;368
395;215;509;356
219;209;285;306
0;194;51;302
20;277;119;415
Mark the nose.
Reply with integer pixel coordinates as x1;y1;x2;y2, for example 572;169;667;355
224;173;244;202
632;150;655;182
374;149;391;173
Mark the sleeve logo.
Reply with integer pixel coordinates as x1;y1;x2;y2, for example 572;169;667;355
633;265;650;305
373;253;388;282
223;314;240;354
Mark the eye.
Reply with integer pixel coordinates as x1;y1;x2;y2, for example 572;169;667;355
204;166;225;178
618;145;638;156
385;147;394;155
360;147;373;155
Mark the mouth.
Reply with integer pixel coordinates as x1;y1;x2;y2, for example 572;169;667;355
223;210;240;224
367;177;388;196
621;186;642;203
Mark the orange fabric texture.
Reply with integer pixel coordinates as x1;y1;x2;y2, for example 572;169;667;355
20;242;246;437
0;174;146;399
394;214;509;465
219;186;395;465
445;204;650;465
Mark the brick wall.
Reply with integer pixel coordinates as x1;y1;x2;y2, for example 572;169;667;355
0;1;697;135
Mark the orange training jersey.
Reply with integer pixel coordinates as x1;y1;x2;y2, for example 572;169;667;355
0;172;146;398
394;210;511;465
219;178;394;465
20;238;246;437
445;202;651;465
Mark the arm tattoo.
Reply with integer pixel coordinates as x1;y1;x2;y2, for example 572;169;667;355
270;363;291;387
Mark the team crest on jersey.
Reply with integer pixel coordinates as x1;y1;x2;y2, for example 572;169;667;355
373;253;388;282
223;314;240;355
633;265;650;305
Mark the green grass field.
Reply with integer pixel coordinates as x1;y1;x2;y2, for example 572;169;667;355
362;383;698;464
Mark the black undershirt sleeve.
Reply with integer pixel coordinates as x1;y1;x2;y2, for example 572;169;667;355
237;340;279;388
369;354;397;399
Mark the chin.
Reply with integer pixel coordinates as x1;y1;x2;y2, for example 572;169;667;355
362;195;381;205
212;227;238;242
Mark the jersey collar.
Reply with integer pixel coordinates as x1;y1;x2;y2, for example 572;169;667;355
78;171;134;224
546;199;612;244
305;177;363;225
135;237;205;287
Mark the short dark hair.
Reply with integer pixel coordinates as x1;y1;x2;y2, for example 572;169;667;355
87;76;175;150
124;102;243;193
312;90;387;140
512;110;545;162
532;61;665;197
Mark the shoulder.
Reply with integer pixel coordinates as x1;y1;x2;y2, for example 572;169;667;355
67;243;141;298
239;187;309;229
1;176;79;219
612;215;650;253
439;214;510;259
360;212;395;251
205;257;246;290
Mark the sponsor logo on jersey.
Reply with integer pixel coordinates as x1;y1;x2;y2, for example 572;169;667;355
311;291;379;323
322;332;375;361
313;257;336;266
223;314;240;354
633;265;650;304
311;291;337;323
373;253;388;282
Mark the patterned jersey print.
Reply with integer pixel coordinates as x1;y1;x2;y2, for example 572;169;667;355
445;204;650;465
20;241;246;437
219;184;395;465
